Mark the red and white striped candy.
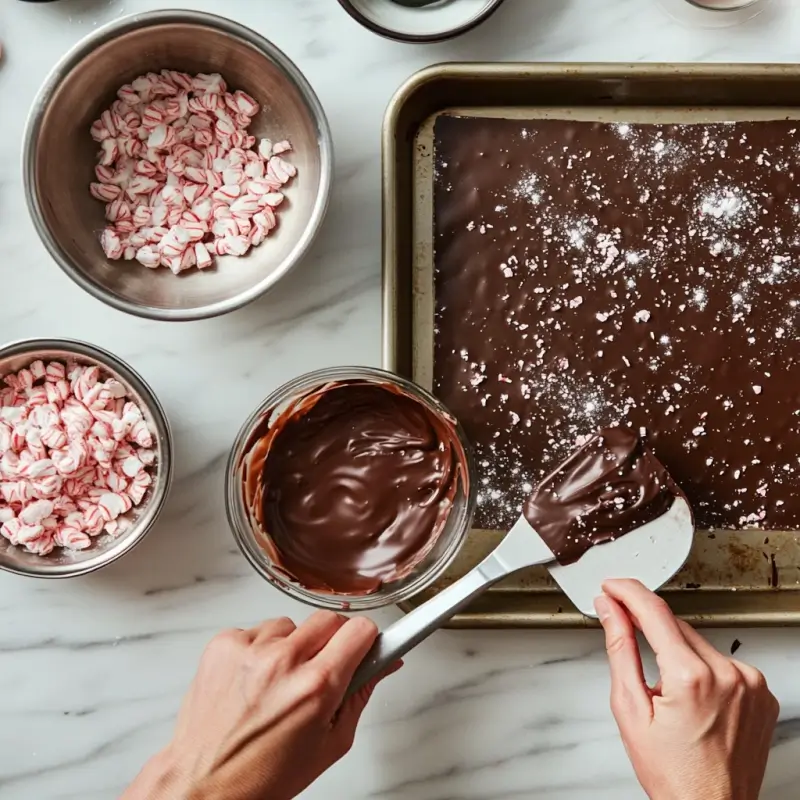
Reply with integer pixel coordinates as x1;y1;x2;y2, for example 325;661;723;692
135;246;160;269
142;104;165;129
90;121;111;142
233;90;259;117
99;139;119;167
213;184;240;204
90;182;122;202
1;459;23;482
148;124;177;150
90;72;297;273
194;129;214;149
258;139;273;160
83;505;105;535
54;526;92;550
26;386;48;407
224;234;251;257
128;175;159;196
244;160;265;180
45;363;66;382
95;164;115;184
105;198;132;223
268;156;297;184
118;84;140;106
119;137;142;159
1;480;32;504
40;427;67;450
150;205;169;228
19;499;53;526
192;198;213;221
250;226;267;248
223;166;245;186
100;110;118;137
100;228;123;260
98;492;131;521
254;208;277;233
182;219;207;241
195;242;213;269
230;195;260;216
212;216;238;239
235;216;252;237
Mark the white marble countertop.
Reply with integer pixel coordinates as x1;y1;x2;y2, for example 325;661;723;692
2;0;800;797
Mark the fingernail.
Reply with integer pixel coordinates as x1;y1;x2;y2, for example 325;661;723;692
594;594;611;621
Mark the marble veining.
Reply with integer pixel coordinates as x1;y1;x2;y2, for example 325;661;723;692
2;0;800;797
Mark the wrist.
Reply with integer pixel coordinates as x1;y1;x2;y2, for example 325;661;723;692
123;747;196;800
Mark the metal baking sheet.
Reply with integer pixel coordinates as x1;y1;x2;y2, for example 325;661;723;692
382;63;800;627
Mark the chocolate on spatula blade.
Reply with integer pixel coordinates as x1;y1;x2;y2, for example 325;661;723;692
522;426;695;617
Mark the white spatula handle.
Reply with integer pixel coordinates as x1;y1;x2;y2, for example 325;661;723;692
345;553;508;699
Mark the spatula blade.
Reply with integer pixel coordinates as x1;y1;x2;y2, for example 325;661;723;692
546;497;695;618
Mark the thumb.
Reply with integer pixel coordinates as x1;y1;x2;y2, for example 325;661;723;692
331;661;403;754
595;594;652;725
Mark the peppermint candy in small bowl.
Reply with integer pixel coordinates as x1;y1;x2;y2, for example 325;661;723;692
0;339;173;578
24;10;332;321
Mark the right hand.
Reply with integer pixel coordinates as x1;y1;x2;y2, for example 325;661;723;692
595;579;779;800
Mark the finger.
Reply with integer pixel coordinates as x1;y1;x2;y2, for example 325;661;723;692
676;619;729;666
730;660;779;727
730;658;769;691
338;659;403;723
602;579;701;672
595;594;652;722
285;611;349;661
313;617;379;696
332;661;403;755
248;616;297;646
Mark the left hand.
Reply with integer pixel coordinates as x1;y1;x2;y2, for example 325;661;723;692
123;611;398;800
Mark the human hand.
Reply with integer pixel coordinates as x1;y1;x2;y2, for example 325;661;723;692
595;579;779;800
123;612;398;800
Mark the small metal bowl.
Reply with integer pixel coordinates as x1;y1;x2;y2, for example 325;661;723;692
23;10;333;321
225;367;476;611
684;0;761;9
656;0;770;25
337;0;506;43
0;338;173;578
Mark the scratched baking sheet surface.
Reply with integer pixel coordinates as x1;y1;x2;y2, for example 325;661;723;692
386;67;800;626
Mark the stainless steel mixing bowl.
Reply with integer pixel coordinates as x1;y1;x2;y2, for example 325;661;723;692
0;338;173;578
23;10;332;321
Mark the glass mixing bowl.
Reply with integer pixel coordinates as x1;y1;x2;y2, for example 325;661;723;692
225;366;476;611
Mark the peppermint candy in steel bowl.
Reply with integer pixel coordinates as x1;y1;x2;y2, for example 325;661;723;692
0;339;173;578
23;10;332;321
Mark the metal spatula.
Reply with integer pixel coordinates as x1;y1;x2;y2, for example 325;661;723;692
346;495;693;698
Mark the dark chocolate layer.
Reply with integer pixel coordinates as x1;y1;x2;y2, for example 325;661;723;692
434;115;800;531
524;427;679;565
248;381;463;595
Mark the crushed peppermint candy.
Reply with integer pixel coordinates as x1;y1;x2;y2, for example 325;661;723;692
90;70;297;274
0;360;156;555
